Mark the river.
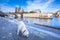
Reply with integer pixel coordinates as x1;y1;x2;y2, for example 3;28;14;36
23;17;60;28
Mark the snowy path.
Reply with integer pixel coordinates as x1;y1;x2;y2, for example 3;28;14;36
0;17;60;40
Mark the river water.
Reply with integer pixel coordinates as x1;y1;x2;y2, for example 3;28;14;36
22;17;60;39
23;17;60;28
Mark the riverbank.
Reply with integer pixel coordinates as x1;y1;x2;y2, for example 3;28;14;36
23;17;53;19
6;13;53;19
23;13;53;19
0;17;60;40
0;17;41;40
34;23;60;30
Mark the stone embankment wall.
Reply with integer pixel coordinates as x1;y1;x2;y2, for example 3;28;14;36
23;13;53;18
7;13;53;19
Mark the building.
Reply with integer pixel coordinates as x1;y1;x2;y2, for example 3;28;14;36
57;10;60;17
23;12;53;19
30;9;41;13
7;8;53;19
23;9;53;18
15;7;24;18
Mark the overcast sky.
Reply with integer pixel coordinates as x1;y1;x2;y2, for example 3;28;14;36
0;0;60;12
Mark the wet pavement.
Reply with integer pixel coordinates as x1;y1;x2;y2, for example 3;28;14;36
0;17;60;40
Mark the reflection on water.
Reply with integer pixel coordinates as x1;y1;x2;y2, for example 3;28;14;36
23;17;60;28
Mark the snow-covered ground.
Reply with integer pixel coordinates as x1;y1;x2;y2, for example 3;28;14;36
0;17;60;40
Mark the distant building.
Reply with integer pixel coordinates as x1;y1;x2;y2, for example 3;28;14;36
57;10;60;17
15;7;24;18
15;7;24;14
7;8;53;19
15;7;18;13
23;12;53;18
57;10;60;15
30;9;41;13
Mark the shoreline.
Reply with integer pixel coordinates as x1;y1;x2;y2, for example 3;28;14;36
23;17;53;19
34;23;60;30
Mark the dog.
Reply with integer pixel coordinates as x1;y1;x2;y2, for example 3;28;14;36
15;19;29;37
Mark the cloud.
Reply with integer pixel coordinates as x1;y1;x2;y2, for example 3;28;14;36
41;0;54;9
24;0;55;12
0;0;55;12
25;0;42;11
0;4;15;13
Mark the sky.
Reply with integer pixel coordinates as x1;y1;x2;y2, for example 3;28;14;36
0;0;60;12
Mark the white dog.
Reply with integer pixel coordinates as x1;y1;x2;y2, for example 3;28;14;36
15;19;29;37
